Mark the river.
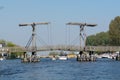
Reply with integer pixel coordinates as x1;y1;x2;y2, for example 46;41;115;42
0;58;120;80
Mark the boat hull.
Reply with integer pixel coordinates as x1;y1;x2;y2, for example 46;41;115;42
59;56;67;60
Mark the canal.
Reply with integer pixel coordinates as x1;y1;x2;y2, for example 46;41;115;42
0;58;120;80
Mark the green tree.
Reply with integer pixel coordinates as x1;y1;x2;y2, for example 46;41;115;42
109;16;120;46
86;35;96;46
86;31;110;46
0;39;16;47
96;32;109;46
6;41;16;47
0;39;6;44
0;39;6;47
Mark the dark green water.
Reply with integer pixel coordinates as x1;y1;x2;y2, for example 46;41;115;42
0;58;120;80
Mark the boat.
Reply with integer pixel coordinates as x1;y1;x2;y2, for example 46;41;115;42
58;51;68;60
52;57;57;60
58;56;67;60
0;58;4;61
51;55;57;60
99;53;112;59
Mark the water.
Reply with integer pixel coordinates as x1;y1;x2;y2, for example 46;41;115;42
0;58;120;80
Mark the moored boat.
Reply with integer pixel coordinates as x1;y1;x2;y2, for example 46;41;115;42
52;57;57;60
58;56;67;60
58;51;68;60
0;58;4;61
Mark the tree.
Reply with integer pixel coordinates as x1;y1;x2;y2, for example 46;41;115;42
0;39;16;47
95;31;109;46
0;39;6;47
86;31;110;46
86;16;120;46
6;41;16;47
109;16;120;46
86;35;96;46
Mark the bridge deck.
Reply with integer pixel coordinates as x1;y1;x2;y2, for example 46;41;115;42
0;45;120;53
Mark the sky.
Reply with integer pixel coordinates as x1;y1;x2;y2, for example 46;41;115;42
0;0;120;46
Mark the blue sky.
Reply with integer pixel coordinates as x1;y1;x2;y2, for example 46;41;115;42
0;0;120;46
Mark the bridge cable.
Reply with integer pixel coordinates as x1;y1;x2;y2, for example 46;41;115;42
68;26;70;46
70;35;80;46
25;35;33;49
47;24;50;45
50;23;53;45
36;34;48;46
65;25;68;49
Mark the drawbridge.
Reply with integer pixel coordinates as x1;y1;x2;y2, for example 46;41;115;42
1;46;120;53
1;21;120;62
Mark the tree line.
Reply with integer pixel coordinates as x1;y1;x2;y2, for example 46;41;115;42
86;16;120;46
0;40;23;59
0;39;16;47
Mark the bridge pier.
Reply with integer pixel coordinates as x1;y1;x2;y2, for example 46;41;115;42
7;51;11;59
21;52;40;63
21;52;28;62
116;51;120;61
77;51;96;62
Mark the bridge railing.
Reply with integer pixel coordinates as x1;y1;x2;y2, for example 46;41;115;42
0;47;26;53
1;46;120;53
86;46;120;51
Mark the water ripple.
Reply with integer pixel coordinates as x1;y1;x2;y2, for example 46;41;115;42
1;58;120;80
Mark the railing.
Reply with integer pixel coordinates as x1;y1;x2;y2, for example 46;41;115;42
1;45;120;53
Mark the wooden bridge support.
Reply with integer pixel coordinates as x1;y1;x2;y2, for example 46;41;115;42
21;52;40;63
116;51;120;61
77;51;96;62
0;53;2;59
21;52;27;62
31;52;40;62
8;52;11;59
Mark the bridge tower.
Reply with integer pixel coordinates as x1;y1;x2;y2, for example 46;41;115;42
19;22;50;62
66;22;97;50
67;22;97;61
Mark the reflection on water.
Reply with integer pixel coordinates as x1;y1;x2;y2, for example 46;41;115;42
0;58;120;80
